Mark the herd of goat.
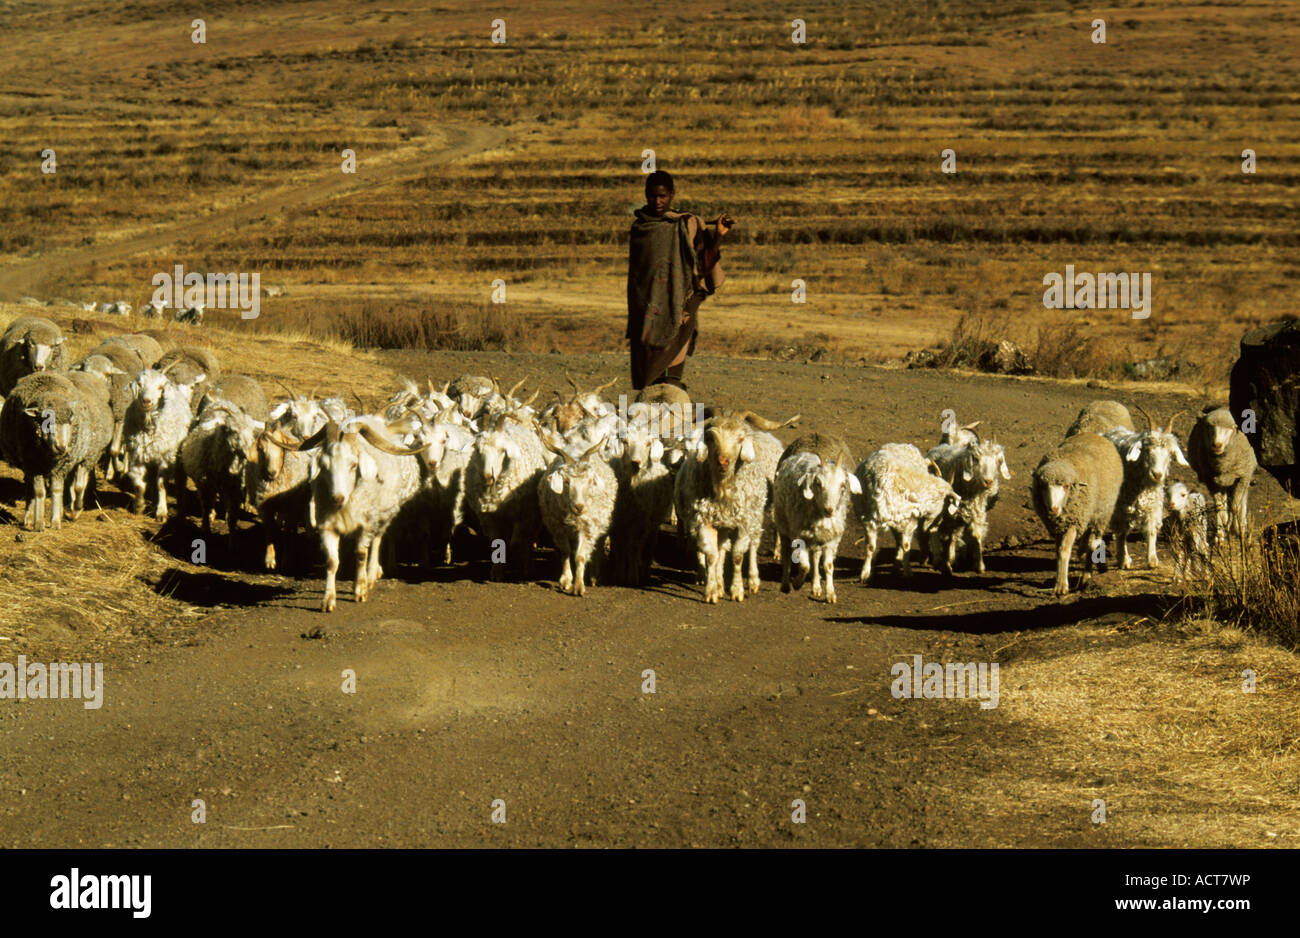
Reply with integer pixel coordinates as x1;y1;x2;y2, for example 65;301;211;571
0;315;1259;612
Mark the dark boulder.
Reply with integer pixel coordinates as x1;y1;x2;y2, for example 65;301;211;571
1229;318;1300;494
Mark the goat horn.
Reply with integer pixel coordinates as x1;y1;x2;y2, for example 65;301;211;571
357;423;428;457
518;388;540;409
579;437;606;460
261;427;302;450
593;377;617;395
565;371;580;392
350;387;366;410
281;422;333;451
505;376;528;401
1132;403;1155;431
1165;411;1187;436
275;378;300;399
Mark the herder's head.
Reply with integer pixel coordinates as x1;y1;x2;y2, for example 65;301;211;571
644;170;674;216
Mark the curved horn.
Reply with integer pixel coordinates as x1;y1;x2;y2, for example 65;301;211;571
275;378;300;399
736;410;801;431
1132;402;1155;431
504;376;528;401
1165;411;1187;436
350;387;366;410
578;437;606;461
281;421;334;451
565;371;580;392
593;377;617;395
261;427;303;450
518;388;540;409
357;423;428;457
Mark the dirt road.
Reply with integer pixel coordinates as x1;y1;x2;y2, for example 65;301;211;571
2;352;1296;848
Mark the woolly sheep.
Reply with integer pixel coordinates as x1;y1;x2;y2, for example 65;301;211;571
198;375;269;423
1187;405;1257;547
1066;400;1135;438
101;334;165;369
1030;431;1124;596
0;317;67;396
0;372;109;530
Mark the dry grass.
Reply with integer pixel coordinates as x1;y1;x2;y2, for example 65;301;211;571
0;507;176;648
1176;515;1300;650
982;621;1300;846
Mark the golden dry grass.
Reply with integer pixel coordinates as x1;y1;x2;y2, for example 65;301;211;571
983;621;1300;846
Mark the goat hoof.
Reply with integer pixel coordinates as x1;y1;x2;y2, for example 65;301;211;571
780;581;791;594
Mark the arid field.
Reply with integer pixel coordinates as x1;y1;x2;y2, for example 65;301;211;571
0;0;1297;849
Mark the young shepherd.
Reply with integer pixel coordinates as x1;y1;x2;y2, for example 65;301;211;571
626;169;732;390
1030;431;1124;597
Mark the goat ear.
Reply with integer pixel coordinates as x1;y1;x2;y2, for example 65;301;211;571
649;439;664;461
694;441;707;463
800;472;815;500
1126;441;1143;462
505;440;521;461
739;437;756;463
1173;442;1190;467
358;451;378;481
961;465;973;481
848;472;863;495
1000;460;1012;480
548;471;564;494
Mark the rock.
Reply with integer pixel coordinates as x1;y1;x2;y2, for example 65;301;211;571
904;349;937;369
1002;535;1021;549
977;340;1034;375
1230;318;1300;493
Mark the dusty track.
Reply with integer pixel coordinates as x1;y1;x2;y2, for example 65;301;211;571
2;351;1296;848
0;123;516;299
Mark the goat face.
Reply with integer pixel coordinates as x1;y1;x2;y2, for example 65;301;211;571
966;441;1011;491
1127;431;1188;486
801;460;860;514
702;420;753;488
477;433;520;489
1166;481;1192;513
316;438;377;508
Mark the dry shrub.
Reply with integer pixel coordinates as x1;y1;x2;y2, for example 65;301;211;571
1179;519;1300;650
935;307;1012;368
778;105;836;134
336;300;528;352
1029;320;1116;379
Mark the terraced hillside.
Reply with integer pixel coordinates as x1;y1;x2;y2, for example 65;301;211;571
1;0;1296;382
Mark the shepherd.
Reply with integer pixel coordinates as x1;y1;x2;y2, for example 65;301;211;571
626;170;733;390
